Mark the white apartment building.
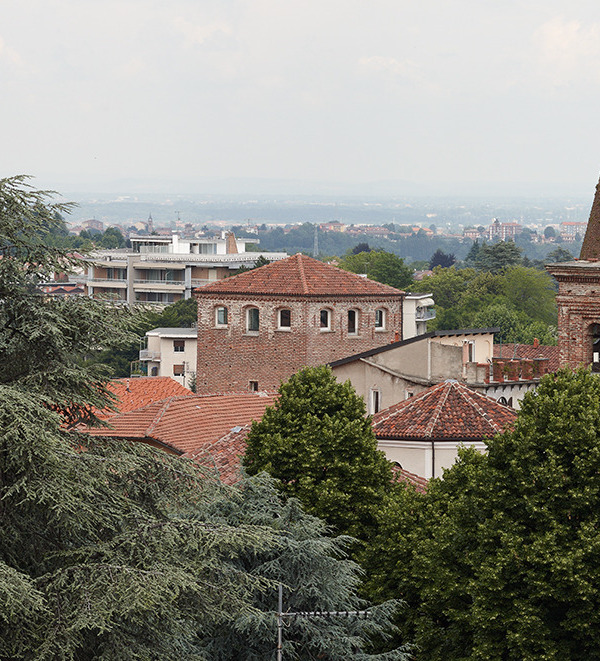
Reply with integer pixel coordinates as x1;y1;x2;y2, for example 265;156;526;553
403;293;435;339
137;327;198;387
86;232;287;305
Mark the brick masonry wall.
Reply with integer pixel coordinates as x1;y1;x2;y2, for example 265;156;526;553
554;271;600;368
195;293;403;393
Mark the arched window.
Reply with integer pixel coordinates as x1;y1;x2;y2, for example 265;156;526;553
320;308;331;331
347;309;359;335
246;307;260;332
215;306;228;327
278;308;292;329
375;308;386;330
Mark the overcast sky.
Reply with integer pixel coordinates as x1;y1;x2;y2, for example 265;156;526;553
3;1;600;194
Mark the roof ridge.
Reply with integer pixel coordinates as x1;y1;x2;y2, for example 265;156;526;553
459;386;508;434
424;382;451;436
146;397;176;436
297;253;309;294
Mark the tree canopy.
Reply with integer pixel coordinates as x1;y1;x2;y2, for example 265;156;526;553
365;368;600;660
243;366;396;541
336;250;414;290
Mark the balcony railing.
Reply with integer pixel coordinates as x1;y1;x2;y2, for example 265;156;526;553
133;279;185;286
88;277;127;283
416;308;436;321
139;349;161;361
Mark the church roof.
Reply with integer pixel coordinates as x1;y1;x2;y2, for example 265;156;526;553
580;174;600;259
372;380;516;442
195;253;405;298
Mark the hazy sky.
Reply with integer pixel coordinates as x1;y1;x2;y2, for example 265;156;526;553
3;1;600;193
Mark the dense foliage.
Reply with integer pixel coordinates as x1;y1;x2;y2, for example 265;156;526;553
0;176;409;660
243;366;396;542
336;250;414;290
412;263;558;343
364;368;600;660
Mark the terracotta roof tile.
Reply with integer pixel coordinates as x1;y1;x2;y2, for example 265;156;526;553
185;424;251;485
195;253;404;298
81;392;276;455
391;465;429;494
373;380;516;441
493;343;560;373
97;377;193;418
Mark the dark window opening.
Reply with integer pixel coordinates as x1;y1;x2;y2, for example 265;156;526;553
249;380;259;392
279;309;291;328
320;309;330;329
173;340;185;352
348;310;357;335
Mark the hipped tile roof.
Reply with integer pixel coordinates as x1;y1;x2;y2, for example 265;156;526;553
493;343;560;373
373;380;516;441
81;392;276;455
392;465;429;493
97;377;192;419
195;253;405;298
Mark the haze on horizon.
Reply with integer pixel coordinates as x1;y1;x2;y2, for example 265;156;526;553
3;1;600;197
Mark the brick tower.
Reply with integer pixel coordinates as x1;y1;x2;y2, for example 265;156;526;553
194;254;405;393
547;175;600;370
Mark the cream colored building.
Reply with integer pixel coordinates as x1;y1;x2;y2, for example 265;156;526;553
138;327;198;388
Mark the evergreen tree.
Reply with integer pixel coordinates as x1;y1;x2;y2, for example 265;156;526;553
428;248;455;269
243;366;396;541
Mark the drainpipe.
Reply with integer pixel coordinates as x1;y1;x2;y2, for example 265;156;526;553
431;439;435;478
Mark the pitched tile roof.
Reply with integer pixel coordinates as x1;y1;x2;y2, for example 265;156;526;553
81;392;276;455
391;465;429;493
493;343;560;373
97;377;192;418
195;253;404;298
373;380;516;441
184;424;251;485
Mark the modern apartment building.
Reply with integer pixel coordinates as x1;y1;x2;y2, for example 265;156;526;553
86;232;287;305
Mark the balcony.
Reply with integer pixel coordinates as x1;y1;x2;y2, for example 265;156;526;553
416;307;436;321
88;277;127;285
133;279;185;286
139;349;161;361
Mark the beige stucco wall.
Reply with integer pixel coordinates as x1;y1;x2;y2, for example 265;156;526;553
377;439;487;479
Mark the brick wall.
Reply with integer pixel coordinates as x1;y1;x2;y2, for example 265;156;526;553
553;270;600;368
195;293;403;393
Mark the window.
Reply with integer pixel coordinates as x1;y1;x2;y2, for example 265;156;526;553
375;308;386;329
279;308;291;328
463;340;475;363
320;309;331;331
249;380;259;392
215;306;228;326
370;389;381;414
348;309;358;335
150;366;158;377
247;307;260;332
173;364;185;376
173;340;185;353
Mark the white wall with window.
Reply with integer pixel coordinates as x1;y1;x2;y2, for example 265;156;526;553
138;327;197;387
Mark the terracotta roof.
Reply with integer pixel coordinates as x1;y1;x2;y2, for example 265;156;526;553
81;392;276;455
184;424;251;485
373;380;516;441
580;174;600;259
195;253;404;298
391;465;429;493
97;377;192;418
493;343;560;373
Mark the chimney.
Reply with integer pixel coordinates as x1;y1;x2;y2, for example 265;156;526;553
225;231;238;254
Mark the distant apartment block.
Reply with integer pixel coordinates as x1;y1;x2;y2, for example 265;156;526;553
137;327;198;387
86;232;287;305
488;218;522;241
559;221;587;242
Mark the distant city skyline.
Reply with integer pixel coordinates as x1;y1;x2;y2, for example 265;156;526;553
4;1;600;196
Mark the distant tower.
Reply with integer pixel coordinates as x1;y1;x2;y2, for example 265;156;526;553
547;174;600;369
147;213;154;234
313;224;319;258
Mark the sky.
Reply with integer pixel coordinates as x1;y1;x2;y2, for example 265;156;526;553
3;0;600;195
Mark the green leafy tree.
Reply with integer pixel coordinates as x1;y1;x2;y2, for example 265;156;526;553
544;225;556;239
337;250;413;290
99;226;126;249
243;366;396;541
368;369;600;660
545;246;574;263
475;240;523;274
0;176;408;660
428;249;455;269
501;265;557;325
